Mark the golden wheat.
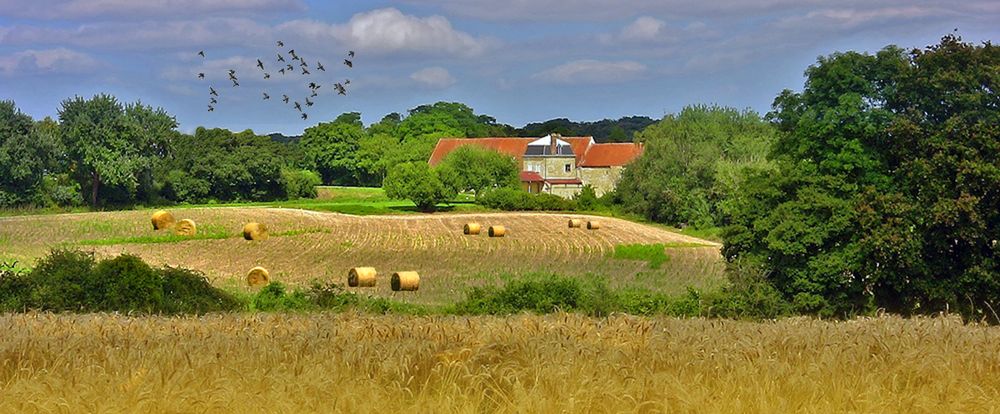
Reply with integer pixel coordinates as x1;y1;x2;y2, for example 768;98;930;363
0;313;998;413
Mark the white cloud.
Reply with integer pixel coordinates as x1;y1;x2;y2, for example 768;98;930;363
532;59;647;84
278;8;492;56
0;0;305;20
0;48;101;76
775;6;943;31
621;16;667;41
410;67;456;88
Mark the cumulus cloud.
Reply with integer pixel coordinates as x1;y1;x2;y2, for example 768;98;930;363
410;67;456;88
620;16;668;41
277;8;492;56
532;59;647;84
0;48;101;76
0;0;305;20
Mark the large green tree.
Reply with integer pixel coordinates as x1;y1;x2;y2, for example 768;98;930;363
438;146;519;198
383;162;455;211
723;35;1000;318
58;95;175;206
616;105;777;228
300;112;368;185
0;101;55;206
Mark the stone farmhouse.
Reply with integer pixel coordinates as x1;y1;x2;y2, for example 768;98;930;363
428;134;644;198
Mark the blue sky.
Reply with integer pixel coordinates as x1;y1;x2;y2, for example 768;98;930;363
1;0;997;135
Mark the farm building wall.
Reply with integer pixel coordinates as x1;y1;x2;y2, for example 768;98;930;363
578;166;624;196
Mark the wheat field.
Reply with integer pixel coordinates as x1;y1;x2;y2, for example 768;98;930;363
1;312;998;413
0;208;725;304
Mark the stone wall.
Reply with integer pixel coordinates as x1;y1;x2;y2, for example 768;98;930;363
578;166;624;196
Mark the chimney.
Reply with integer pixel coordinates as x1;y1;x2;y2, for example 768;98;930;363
549;133;561;155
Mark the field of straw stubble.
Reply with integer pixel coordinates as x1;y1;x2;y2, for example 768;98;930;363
1;312;998;413
0;208;725;304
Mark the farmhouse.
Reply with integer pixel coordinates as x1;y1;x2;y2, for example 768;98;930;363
429;134;643;197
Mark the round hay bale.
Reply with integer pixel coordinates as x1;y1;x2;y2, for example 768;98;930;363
586;220;602;230
246;266;270;287
348;267;377;287
174;219;197;236
463;223;482;235
151;210;175;230
243;222;269;241
568;219;583;228
488;225;506;237
391;271;420;291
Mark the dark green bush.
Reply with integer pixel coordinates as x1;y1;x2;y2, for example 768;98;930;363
281;169;321;200
1;250;240;314
250;282;312;311
478;188;577;211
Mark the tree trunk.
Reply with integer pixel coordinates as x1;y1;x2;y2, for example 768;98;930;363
90;172;100;207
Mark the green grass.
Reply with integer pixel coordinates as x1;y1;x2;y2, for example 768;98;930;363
74;227;330;246
612;243;671;269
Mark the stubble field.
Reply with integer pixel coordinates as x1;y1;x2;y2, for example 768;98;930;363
0;207;725;304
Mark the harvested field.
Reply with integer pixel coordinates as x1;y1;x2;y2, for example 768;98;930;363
0;208;724;304
0;313;997;413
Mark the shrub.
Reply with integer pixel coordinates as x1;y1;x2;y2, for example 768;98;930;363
478;188;576;211
250;282;312;311
1;250;240;314
282;168;321;200
383;162;455;211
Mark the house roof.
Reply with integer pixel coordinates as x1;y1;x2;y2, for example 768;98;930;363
428;136;642;168
579;143;644;167
545;178;583;185
519;171;544;182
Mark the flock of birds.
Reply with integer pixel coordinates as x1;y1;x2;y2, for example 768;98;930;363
197;40;354;120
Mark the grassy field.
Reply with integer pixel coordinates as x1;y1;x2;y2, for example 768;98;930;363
1;312;997;413
0;206;724;305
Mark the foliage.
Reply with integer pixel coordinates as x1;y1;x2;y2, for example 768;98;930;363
300;112;367;185
612;244;670;269
615;105;777;229
58;95;175;206
517;116;656;142
158;127;287;203
723;35;1000;318
0;103;64;207
437;145;519;197
0;250;240;314
281;169;321;199
477;187;577;211
383;162;455;211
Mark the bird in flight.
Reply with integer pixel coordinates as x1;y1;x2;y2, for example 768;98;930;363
310;91;318;98
257;59;264;70
316;62;325;71
348;51;355;58
305;97;314;107
282;94;289;103
286;64;294;71
308;82;319;90
210;97;217;104
343;59;353;68
334;83;347;95
198;50;205;57
209;87;218;96
277;40;284;47
207;105;214;112
301;67;310;75
300;58;308;68
262;92;270;100
279;68;286;75
293;102;302;111
264;73;270;79
277;54;285;62
231;79;239;87
289;49;298;60
301;113;308;120
197;73;205;79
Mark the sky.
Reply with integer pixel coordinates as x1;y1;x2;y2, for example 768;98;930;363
1;0;997;135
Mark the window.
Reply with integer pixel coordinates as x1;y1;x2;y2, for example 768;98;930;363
564;164;572;173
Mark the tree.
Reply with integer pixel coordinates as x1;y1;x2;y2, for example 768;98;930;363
723;35;1000;318
158;128;286;202
383;162;455;211
58;95;175;206
437;146;519;198
0;101;48;206
615;105;776;228
300;112;368;185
